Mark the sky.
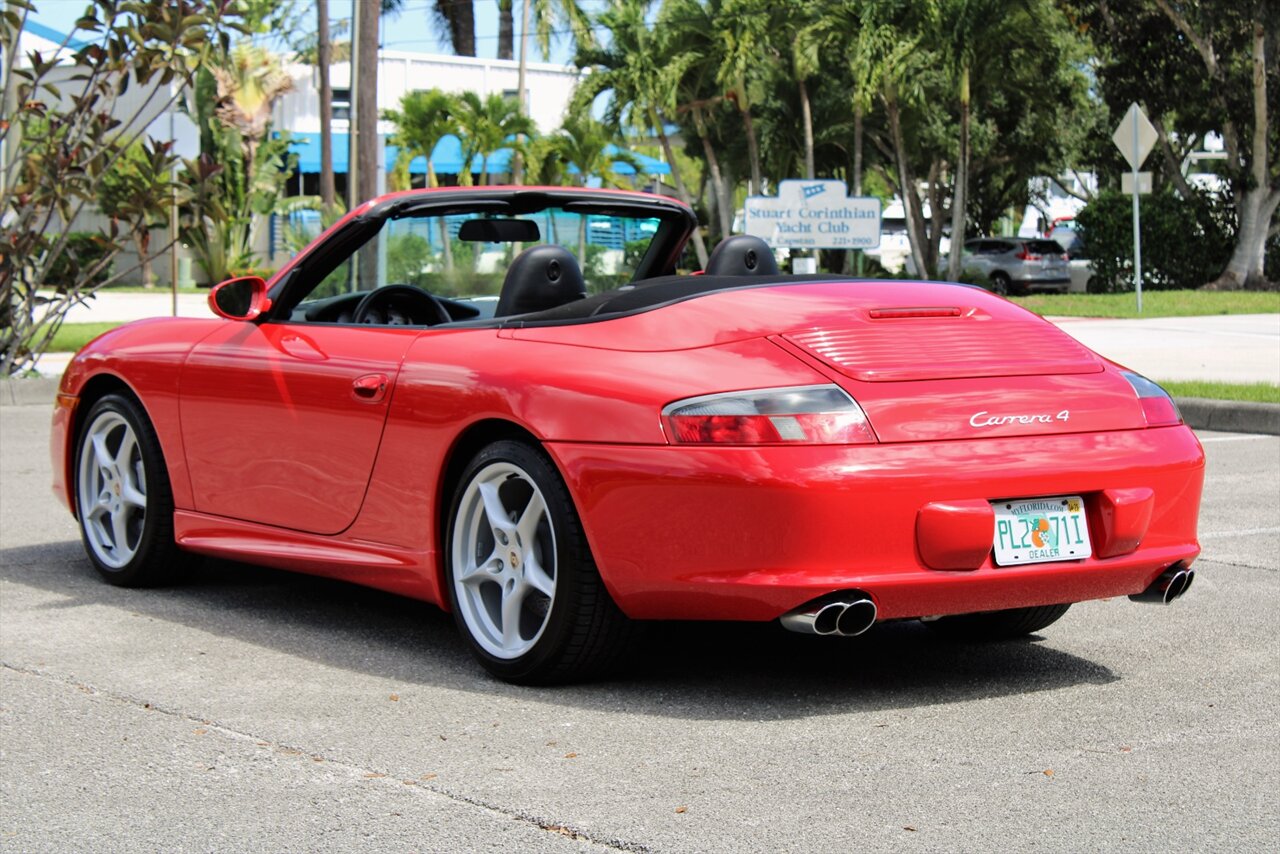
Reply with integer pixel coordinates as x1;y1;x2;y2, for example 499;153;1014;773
26;0;601;66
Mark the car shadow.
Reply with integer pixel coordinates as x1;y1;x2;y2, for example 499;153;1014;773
0;541;1118;721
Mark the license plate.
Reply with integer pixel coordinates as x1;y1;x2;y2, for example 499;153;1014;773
992;495;1092;566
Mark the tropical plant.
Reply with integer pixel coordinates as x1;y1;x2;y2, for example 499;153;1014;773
546;116;642;257
454;91;536;186
386;89;460;270
210;43;295;185
0;0;241;376
574;0;709;267
96;140;183;289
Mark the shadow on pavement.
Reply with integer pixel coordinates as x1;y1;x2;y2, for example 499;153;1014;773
0;540;1118;720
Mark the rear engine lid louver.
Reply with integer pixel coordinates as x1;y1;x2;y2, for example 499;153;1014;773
784;314;1103;382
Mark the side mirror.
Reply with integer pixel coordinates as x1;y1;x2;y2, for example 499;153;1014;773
209;276;271;321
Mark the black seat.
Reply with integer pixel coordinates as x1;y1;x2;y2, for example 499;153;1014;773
704;235;780;276
495;245;587;317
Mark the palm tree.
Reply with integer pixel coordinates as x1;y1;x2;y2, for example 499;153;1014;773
210;43;295;185
717;0;772;195
547;115;641;257
386;89;460;189
454;91;536;186
933;0;1035;281
661;0;734;239
386;89;461;271
514;0;594;183
435;0;476;56
574;0;708;267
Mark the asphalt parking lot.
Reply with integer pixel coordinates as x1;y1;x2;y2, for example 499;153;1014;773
1;401;1277;852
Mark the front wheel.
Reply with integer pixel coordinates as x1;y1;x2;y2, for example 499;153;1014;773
75;393;186;586
925;603;1071;640
445;440;632;684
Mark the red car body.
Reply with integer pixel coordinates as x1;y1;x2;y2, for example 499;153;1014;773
51;187;1203;681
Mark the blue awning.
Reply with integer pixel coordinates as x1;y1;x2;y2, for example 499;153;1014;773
288;133;669;177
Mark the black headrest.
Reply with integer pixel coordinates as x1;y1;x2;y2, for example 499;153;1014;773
704;235;780;276
495;245;587;317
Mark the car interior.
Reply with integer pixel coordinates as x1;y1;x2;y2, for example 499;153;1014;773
268;191;874;330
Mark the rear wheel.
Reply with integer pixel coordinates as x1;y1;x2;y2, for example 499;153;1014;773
75;393;186;586
445;440;631;684
990;272;1011;295
925;603;1071;640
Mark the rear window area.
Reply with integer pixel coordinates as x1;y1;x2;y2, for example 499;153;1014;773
1025;240;1066;254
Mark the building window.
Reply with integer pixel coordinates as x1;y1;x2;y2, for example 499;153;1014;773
332;88;351;121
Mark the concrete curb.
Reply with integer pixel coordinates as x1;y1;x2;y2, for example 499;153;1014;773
4;379;1277;435
0;378;61;408
1175;397;1280;436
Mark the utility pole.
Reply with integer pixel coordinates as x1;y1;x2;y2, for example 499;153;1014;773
317;0;334;212
353;0;379;288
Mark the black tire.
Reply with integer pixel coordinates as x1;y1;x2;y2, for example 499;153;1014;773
74;393;186;587
925;603;1071;640
990;272;1011;296
445;439;632;684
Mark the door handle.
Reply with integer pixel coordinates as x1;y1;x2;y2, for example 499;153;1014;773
351;373;389;403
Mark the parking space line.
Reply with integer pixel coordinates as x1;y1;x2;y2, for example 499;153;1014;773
1197;434;1276;443
1199;526;1280;539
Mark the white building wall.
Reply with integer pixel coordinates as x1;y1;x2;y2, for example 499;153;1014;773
275;51;581;139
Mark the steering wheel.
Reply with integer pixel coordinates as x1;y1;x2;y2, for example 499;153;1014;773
352;285;452;326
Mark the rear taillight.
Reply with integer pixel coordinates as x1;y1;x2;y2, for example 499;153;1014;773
662;385;877;445
1122;371;1182;427
1016;249;1042;261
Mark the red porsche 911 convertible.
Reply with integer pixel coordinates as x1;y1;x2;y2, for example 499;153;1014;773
51;187;1203;683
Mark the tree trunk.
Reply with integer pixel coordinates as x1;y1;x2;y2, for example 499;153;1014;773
739;99;763;195
692;106;732;238
317;0;335;212
436;1;476;57
512;0;531;185
653;110;708;268
136;227;153;289
578;216;587;266
1205;186;1279;289
355;0;379;288
497;0;513;60
885;92;930;280
852;105;863;196
947;65;969;282
799;78;815;180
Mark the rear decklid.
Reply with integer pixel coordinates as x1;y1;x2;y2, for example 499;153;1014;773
778;301;1147;442
505;279;1148;441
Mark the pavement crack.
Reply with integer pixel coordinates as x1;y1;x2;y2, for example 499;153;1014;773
0;661;647;853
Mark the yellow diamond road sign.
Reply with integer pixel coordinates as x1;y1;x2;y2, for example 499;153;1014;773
1113;102;1158;171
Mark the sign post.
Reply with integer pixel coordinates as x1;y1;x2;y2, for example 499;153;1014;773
1112;103;1157;313
743;180;881;273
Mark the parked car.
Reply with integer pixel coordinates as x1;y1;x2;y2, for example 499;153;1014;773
959;237;1071;294
51;187;1203;684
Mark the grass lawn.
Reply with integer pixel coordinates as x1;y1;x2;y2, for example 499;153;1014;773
1160;380;1280;404
48;322;122;353
1011;290;1280;318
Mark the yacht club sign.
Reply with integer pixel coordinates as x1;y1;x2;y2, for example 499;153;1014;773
744;180;882;250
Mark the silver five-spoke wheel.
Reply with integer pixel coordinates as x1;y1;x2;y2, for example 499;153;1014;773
451;461;558;659
74;393;183;586
78;409;148;569
446;440;631;683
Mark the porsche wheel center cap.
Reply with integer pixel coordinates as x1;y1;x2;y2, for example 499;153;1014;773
508;550;521;570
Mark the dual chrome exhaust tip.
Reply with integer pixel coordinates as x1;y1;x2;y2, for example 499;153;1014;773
780;593;877;637
1129;563;1195;605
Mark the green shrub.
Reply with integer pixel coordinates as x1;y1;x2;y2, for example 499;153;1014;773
44;232;113;291
1076;190;1233;292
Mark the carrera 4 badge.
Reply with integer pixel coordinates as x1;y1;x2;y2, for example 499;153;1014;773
970;410;1070;428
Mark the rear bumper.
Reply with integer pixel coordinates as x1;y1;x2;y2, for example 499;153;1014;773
549;426;1204;621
